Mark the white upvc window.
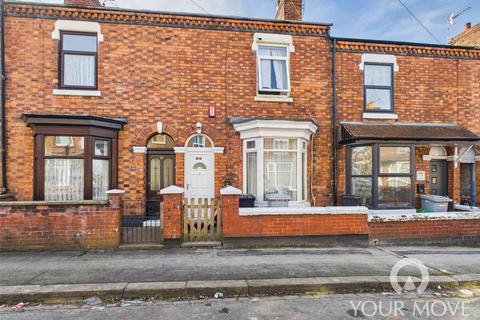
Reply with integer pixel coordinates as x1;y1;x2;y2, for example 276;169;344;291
257;45;290;94
243;137;307;205
252;33;294;98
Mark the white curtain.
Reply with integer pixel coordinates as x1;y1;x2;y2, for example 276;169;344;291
45;159;84;201
93;160;109;200
246;152;257;195
64;54;95;87
259;46;287;90
264;151;297;201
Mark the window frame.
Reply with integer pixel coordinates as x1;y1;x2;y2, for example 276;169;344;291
256;44;291;95
33;128;118;201
59;31;98;90
363;62;394;113
347;144;415;209
243;137;307;205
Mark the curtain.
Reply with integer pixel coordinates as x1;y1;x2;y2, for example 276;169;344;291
45;159;84;201
246;152;257;195
259;46;287;90
64;54;95;87
93;159;109;200
264;151;297;201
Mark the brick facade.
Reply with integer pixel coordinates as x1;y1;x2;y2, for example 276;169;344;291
1;1;480;214
450;22;480;47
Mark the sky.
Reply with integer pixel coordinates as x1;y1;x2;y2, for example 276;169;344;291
16;0;480;44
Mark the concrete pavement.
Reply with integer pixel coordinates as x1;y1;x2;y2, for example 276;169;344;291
0;246;479;303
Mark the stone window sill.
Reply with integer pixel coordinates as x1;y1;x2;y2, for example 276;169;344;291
254;95;293;103
362;112;398;120
53;89;101;97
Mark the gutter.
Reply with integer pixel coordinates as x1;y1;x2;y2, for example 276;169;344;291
331;38;338;205
0;0;6;193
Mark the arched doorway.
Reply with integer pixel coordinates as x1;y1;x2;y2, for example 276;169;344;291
146;133;175;216
184;134;215;201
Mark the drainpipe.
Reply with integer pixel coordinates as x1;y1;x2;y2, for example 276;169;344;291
0;0;7;193
331;38;338;205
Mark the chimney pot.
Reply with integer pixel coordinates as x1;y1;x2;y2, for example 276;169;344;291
275;0;303;21
465;22;472;30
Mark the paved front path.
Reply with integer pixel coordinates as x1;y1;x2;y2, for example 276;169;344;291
1;246;480;286
1;293;479;319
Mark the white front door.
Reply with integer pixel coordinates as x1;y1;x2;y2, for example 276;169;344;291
185;151;214;200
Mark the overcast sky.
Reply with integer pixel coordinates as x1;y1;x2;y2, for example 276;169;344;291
17;0;479;44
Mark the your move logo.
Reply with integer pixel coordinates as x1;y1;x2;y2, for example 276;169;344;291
390;258;429;294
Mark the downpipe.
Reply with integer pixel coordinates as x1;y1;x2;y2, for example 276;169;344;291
0;0;7;193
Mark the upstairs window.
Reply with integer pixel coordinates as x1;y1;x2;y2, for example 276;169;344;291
257;45;290;95
60;32;97;89
364;63;393;112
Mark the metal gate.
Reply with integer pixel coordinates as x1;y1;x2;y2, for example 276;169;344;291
121;200;163;244
183;198;222;243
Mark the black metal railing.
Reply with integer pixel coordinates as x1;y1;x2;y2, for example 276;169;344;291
121;200;163;244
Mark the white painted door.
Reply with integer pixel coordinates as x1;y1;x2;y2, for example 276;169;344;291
185;152;214;201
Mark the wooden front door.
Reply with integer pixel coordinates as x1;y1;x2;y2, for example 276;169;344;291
146;154;175;216
430;160;447;196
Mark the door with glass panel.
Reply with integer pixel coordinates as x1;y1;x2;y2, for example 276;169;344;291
147;154;175;216
430;160;447;196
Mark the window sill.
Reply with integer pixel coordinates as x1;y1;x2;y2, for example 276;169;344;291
254;95;293;103
362;112;398;120
53;89;101;97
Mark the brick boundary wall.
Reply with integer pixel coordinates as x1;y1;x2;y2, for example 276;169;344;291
220;189;369;239
369;217;480;245
0;192;123;251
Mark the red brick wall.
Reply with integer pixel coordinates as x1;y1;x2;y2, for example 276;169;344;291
335;44;480;206
221;194;368;238
3;3;332;207
369;219;480;241
0;200;121;250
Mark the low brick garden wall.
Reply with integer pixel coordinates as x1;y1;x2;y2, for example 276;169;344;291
369;211;480;245
0;192;123;251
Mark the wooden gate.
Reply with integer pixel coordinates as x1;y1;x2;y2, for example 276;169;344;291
183;198;222;243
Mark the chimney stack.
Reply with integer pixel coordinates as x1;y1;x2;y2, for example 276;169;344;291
275;0;303;21
64;0;102;6
464;22;472;30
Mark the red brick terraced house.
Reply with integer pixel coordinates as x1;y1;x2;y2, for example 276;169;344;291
1;0;480;249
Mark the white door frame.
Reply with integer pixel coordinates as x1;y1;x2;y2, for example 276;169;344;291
184;149;214;200
174;146;224;200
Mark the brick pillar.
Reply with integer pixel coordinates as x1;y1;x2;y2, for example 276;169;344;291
160;185;184;247
220;186;242;238
106;189;125;247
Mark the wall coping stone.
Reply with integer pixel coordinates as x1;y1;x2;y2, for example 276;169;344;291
239;206;368;216
106;189;125;194
369;211;480;222
0;200;107;207
160;185;184;195
220;186;242;195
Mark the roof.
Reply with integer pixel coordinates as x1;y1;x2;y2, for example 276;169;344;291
22;113;127;130
449;23;480;47
339;122;480;145
230;117;318;126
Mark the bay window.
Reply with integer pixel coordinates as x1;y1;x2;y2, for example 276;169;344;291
233;119;317;207
23;114;125;202
244;137;307;205
347;144;414;208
